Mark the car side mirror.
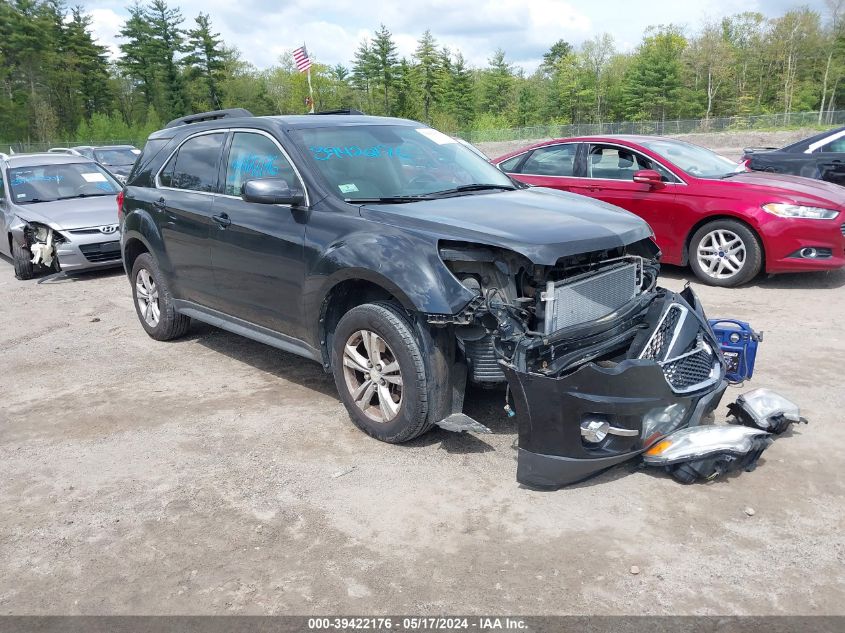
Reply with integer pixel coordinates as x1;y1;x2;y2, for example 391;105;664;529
241;178;304;206
632;169;664;187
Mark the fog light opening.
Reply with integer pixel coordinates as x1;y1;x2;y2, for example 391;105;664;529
800;247;818;259
580;416;609;444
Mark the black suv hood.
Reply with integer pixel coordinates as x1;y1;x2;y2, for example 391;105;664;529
359;187;653;265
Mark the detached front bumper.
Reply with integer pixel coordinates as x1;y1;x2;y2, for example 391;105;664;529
501;287;728;489
505;363;727;489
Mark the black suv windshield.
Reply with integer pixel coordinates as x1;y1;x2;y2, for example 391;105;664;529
8;162;121;203
297;125;513;201
94;147;140;166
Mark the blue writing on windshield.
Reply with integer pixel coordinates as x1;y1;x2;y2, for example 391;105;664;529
310;145;410;161
12;174;64;185
230;153;281;178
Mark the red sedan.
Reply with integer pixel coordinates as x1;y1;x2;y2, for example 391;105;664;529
493;136;845;286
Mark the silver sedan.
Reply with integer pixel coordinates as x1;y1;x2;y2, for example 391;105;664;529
0;153;124;279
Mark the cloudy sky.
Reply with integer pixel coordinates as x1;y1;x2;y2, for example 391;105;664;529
83;0;828;71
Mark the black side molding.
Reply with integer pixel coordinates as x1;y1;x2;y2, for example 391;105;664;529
164;108;254;129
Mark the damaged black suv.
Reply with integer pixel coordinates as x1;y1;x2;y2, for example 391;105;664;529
119;109;727;489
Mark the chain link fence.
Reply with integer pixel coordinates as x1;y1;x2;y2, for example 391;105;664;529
2;139;142;154
461;110;845;143
4;111;845;152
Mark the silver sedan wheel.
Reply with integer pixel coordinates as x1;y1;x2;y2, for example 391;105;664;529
342;330;403;423
135;268;161;327
696;229;747;280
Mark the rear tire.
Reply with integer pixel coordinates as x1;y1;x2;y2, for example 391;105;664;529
331;301;439;443
131;252;190;341
12;241;35;280
689;220;762;287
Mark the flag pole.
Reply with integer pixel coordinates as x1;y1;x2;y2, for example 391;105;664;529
304;42;315;113
306;67;315;113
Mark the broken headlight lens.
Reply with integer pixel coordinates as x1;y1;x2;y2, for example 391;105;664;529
32;225;50;242
642;403;687;442
762;203;839;220
727;388;805;434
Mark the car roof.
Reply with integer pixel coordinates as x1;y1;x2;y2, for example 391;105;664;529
781;126;845;152
92;144;138;150
493;134;680;161
3;153;99;168
148;114;419;140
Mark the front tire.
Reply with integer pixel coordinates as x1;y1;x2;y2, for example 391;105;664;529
131;253;190;341
689;220;762;287
12;241;35;280
331;302;436;443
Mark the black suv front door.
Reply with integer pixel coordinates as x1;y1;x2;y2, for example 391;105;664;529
156;131;226;306
208;130;308;338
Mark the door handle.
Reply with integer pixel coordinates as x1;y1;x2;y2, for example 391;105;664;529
212;213;231;228
153;197;166;210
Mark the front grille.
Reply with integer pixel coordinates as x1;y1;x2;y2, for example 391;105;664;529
464;336;506;383
69;228;104;235
840;223;845;237
639;302;720;394
79;240;121;263
661;345;718;393
640;304;683;360
543;261;641;334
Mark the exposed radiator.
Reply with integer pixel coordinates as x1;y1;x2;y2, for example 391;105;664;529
542;261;642;334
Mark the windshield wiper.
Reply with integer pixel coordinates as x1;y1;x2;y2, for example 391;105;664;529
720;171;748;179
56;193;112;200
428;183;516;196
17;198;53;204
345;195;436;204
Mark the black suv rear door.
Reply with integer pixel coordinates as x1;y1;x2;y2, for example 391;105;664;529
209;130;308;339
156;131;226;306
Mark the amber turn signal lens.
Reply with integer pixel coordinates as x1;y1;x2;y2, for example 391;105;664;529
645;439;673;456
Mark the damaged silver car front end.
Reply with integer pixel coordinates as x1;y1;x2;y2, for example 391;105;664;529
432;238;728;489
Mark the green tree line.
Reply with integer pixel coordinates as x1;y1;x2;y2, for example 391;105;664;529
2;0;845;144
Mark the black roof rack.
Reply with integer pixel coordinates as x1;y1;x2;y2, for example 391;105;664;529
164;108;254;129
311;109;366;116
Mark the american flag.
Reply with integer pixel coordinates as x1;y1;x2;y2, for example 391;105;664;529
293;45;312;73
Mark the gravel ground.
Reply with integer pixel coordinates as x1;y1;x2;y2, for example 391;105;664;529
1;252;843;616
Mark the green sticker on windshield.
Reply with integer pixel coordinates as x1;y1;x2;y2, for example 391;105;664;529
339;183;359;194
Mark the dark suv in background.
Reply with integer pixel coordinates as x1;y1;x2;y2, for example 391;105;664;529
119;109;727;488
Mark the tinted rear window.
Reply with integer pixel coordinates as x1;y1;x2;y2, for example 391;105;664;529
160;133;225;192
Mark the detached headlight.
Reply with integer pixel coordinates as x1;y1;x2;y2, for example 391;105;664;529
727;388;807;434
762;203;839;220
643;425;772;483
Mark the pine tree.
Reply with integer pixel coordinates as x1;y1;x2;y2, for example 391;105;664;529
622;26;687;122
145;0;187;118
370;24;398;115
351;39;376;112
446;52;475;128
184;13;226;109
118;2;159;111
413;30;439;121
479;49;515;115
